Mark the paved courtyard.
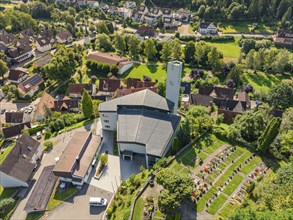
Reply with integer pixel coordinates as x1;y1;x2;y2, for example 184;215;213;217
44;184;113;220
88;130;145;193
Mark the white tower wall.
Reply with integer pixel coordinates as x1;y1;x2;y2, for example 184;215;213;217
166;61;182;114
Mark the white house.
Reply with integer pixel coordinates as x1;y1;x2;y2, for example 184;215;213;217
0;134;42;188
144;8;163;26
99;61;182;167
53;132;101;186
35;37;52;53
199;22;217;35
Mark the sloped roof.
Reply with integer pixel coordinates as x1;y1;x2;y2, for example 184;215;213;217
198;86;234;99
56;31;72;40
136;26;157;37
68;83;93;95
35;92;55;117
18;74;43;94
8;69;27;81
99;89;174;112
35;37;51;47
2;123;31;138
0;134;40;183
115;87;158;98
87;52;130;66
99;78;121;92
5;112;24;123
190;94;213;107
117;111;180;157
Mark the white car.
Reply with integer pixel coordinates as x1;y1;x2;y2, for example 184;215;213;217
89;197;107;207
60;182;66;189
27;107;33;114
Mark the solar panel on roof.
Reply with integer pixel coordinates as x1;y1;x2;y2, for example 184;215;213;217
24;75;42;86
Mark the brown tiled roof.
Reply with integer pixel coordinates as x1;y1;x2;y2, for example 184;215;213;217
68;83;93;95
35;37;51;47
99;78;121;92
136;81;156;88
136;26;157;37
56;31;72;40
2;122;31;138
126;78;141;88
238;91;250;102
213;98;247;112
53;99;79;111
24;165;57;212
190;94;214;107
5;112;24;123
218;109;242;124
198;86;234;99
20;29;35;37
0;29;15;45
87;52;130;67
35;92;55;117
73;135;101;178
115;87;158;98
8;69;28;81
53;132;92;176
0;134;40;183
39;29;53;39
6;42;32;59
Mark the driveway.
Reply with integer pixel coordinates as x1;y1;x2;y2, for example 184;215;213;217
11;122;97;220
44;184;113;220
88;130;146;193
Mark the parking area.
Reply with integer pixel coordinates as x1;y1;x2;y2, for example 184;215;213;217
44;184;113;220
88;130;146;193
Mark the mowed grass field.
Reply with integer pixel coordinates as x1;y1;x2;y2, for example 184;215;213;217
242;71;292;93
207;37;241;62
218;22;274;34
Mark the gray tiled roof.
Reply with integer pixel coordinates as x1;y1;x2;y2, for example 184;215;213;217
99;89;174;112
117;110;180;157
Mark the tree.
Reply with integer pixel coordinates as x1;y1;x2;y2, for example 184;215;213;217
246;49;255;69
177;120;191;146
93;99;102;118
268;82;293;110
160;42;172;62
114;34;126;54
240;39;256;54
96;34;112;52
208;47;222;72
195;42;204;65
170;39;182;60
158;82;166;97
254;49;265;70
226;65;243;87
158;189;180;212
96;21;109;34
81;89;93;118
127;35;140;59
143;39;157;61
0;59;8;79
184;41;195;64
257;117;281;153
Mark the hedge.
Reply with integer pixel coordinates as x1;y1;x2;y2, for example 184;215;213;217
24;125;46;136
179;35;234;42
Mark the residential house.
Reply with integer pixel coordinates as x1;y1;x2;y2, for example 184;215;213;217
99;2;109;11
198;86;234;99
2;122;31;139
238;91;251;109
18;74;44;97
19;29;35;39
162;8;174;28
76;0;86;6
115;86;158;98
53;132;101;186
99;77;121;93
33;92;55;122
176;8;191;22
199;22;217;35
56;31;72;44
0;30;15;45
108;6;118;15
8;69;28;84
87;51;133;75
99;89;181;168
68;83;96;98
6;40;33;63
124;1;136;8
39;30;54;43
144;8;162;26
273;30;293;47
118;7;133;19
35;37;52;52
126;77;156;89
132;4;148;22
5;112;26;125
0;134;42;188
53;99;80;112
0;41;7;53
135;25;157;40
180;82;191;94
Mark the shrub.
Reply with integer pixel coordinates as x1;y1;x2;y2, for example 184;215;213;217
24;124;46;135
0;198;15;215
43;140;53;151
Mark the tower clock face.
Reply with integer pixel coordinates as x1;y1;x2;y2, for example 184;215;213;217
169;80;174;86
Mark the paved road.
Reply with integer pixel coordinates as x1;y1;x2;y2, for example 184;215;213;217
11;122;97;220
43;184;113;220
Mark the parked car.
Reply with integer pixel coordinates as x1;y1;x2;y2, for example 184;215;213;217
27;107;33;114
60;182;66;189
36;131;42;139
89;197;107;207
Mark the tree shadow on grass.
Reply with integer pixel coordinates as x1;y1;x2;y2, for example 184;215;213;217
147;64;158;74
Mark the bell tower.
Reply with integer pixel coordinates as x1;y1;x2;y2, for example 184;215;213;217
166;61;182;114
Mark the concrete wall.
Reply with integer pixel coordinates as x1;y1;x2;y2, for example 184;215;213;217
100;112;117;131
119;143;146;155
0;172;28;188
119;63;133;75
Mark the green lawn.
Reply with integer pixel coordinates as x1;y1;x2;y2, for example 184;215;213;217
196;187;217;212
0;143;15;165
206;38;241;61
207;194;228;215
218;21;274;34
242;71;290;93
223;174;243;196
241;157;262;175
218;202;238;219
25;212;45;220
133;197;145;220
0;186;17;199
47;187;79;210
